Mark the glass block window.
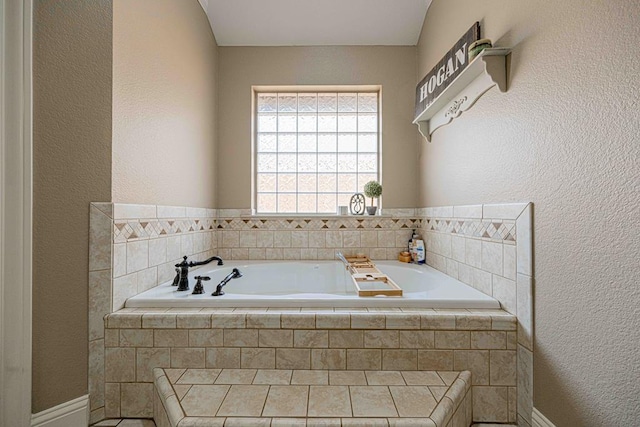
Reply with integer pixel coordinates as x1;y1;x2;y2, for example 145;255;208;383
255;91;379;214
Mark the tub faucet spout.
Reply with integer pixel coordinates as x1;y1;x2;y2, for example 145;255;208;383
212;268;243;296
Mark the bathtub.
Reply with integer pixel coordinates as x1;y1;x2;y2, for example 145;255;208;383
126;261;500;309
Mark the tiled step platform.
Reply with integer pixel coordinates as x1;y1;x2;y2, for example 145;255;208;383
153;368;472;427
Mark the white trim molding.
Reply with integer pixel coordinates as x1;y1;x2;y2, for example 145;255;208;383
31;395;89;427
533;407;557;427
1;0;33;426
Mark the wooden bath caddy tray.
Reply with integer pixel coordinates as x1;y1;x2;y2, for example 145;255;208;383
343;256;403;297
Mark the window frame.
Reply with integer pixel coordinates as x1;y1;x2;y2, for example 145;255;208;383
251;85;383;216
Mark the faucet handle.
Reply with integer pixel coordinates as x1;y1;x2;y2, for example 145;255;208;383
175;255;189;268
192;276;210;295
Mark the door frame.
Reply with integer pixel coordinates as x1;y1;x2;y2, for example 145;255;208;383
1;0;33;425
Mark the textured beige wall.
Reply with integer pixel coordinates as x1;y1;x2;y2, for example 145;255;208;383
217;46;418;208
417;0;640;425
33;0;113;412
112;0;218;207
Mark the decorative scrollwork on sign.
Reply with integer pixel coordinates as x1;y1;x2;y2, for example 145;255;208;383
445;96;468;117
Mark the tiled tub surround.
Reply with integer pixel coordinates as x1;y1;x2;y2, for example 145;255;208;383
215;209;420;261
89;203;219;423
153;367;472;426
104;308;517;424
419;203;533;426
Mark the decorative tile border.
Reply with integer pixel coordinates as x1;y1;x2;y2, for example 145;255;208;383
423;218;516;242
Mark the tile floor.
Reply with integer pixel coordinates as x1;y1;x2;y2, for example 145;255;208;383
155;368;471;426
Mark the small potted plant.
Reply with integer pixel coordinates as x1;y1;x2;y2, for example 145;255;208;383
363;180;382;215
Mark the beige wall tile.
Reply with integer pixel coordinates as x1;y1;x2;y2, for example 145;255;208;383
149;237;167;267
472;267;492;295
89;206;112;272
382;349;417;370
107;313;142;328
503;244;516;280
126;240;149;274
300;248;318;259
246;313;280;329
143;314;177;328
385;313;420;329
112;273;138;311
120;329;153;347
248;248;266;260
89;270;111;341
274;231;292;247
294;330;329;348
105;348;135;382
325;231;343;247
364;330;398;348
206;348;241;369
265;248;284;259
351;313;385;329
224;329;258;347
256;230;274;248
105;383;120;418
241;348;276;369
166;236;181;261
421;314;455;330
434;331;470;349
214;368;257;385
471;331;506;350
346;349;381;370
281;313;315;329
212;313;246;328
239;230;257;247
465;238;482;268
176;368;222;385
399;330;434;349
490;350;517;386
316;313;350;329
492;276;517;315
231;247;249;259
517;273;533;350
136;267;158;293
481;241;503;275
455;315;491;330
276;348;311;369
88;339;104;410
136;348;170;382
120;383;153;418
516;205;532;276
189;329;223;347
329;370;367;385
417;350;453;370
259;329;293;348
329;330;364;348
112;243;127;279
453;350;489;385
171;348;205;368
291;230;309;248
155;329;189;347
180;384;229;417
105;329;119;347
342;231;360;247
283;248;302;260
311;349;346;370
222;230;240;248
177;313;211;329
472;386;509;422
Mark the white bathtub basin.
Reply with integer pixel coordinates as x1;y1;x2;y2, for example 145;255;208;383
125;261;500;309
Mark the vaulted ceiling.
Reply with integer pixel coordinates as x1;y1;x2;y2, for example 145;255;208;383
199;0;431;46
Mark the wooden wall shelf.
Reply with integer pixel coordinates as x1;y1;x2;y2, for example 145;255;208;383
413;48;511;142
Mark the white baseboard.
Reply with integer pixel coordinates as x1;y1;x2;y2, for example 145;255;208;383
31;395;89;427
532;407;557;427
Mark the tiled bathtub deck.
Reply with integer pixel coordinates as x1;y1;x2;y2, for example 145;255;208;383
153;368;472;427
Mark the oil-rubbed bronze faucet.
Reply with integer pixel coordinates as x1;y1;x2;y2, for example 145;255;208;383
174;255;224;291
